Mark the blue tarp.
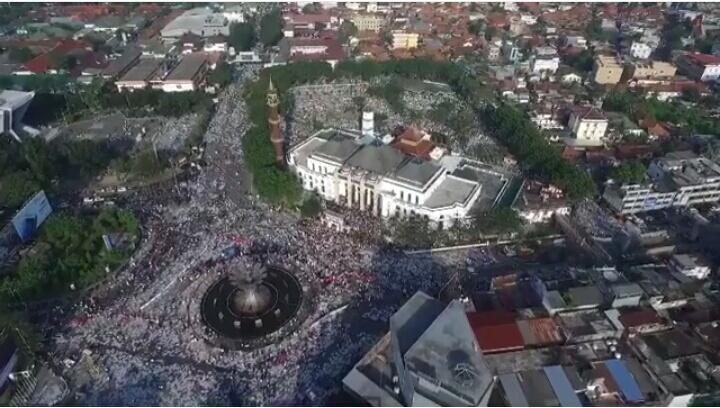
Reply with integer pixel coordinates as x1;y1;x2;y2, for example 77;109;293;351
605;359;644;402
543;365;582;407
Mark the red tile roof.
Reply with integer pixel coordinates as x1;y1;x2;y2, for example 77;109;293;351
392;126;436;158
521;317;564;346
619;309;664;328
468;312;525;353
289;38;345;62
23;39;88;73
685;52;720;66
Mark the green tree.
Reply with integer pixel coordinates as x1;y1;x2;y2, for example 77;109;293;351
338;20;358;43
229;22;257;51
0;171;40;210
208;61;232;88
299;194;322;218
8;47;34;63
564;49;594;72
611;161;647;184
391;215;437;248
302;3;322;14
260;9;283;46
468;20;484;36
472;207;523;235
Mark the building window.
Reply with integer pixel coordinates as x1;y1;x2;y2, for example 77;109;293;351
415;195;419;205
400;191;404;200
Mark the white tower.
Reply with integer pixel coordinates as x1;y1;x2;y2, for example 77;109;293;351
362;111;375;138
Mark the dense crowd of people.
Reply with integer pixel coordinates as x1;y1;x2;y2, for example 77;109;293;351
47;65;467;406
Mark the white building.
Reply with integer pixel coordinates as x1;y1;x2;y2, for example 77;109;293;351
160;8;229;41
0;90;34;142
677;53;720;82
288;129;508;228
222;5;245;23
629;41;653;59
648;151;720;207
603;151;720;214
670;254;711;280
531;46;560;74
565;106;608;147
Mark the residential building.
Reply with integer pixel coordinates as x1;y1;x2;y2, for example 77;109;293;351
630;61;677;79
502;41;521;63
351;13;384;32
288;128;507;227
222;5;245;23
391;30;419;50
648;151;720;207
564;35;587;49
566;106;608;147
160;8;230;41
342;292;494;406
669;253;712;280
0;90;34;142
629;41;653;59
115;58;164;91
603;152;720;214
203;35;228;53
531;46;560;75
593;55;624;85
676;52;720;82
556;309;617;343
603;183;676;215
161;54;208;92
278;38;346;68
498;366;583;407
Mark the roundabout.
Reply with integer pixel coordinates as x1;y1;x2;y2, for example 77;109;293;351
200;255;305;350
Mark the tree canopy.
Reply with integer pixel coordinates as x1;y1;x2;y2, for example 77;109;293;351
0;208;140;302
611;161;647;184
229;22;256;52
260;8;283;46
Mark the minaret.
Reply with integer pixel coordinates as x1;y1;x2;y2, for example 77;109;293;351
267;77;284;165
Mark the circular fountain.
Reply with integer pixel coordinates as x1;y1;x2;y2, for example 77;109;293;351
200;256;304;349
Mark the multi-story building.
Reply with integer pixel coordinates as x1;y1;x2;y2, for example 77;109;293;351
391;30;419;49
593;55;624;85
629;60;677;80
565;106;608;146
676;52;720;82
603;151;720;214
351;13;384;32
288;128;511;228
648;151;720;207
343;292;494;406
603;183;676;215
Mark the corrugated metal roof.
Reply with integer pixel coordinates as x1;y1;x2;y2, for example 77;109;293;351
605;359;644;403
543;365;582;407
499;374;529;407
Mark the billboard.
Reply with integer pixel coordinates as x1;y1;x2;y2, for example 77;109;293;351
11;190;52;242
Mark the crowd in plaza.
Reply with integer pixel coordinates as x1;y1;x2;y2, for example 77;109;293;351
45;65;466;405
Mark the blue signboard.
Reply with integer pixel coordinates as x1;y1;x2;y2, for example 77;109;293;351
11;191;52;242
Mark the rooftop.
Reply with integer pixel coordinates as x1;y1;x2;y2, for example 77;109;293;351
117;58;162;83
392;158;442;188
164;53;207;81
346;144;406;175
423;175;478;209
404;300;494;406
